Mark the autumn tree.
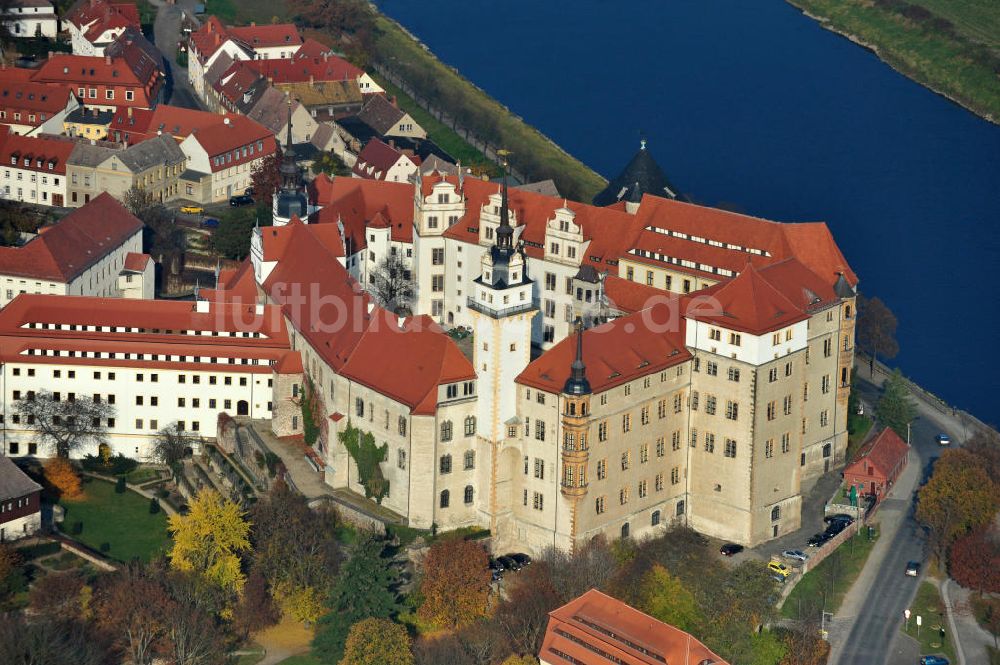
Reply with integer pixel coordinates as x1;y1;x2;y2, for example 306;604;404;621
856;294;899;374
341;617;414;665
494;561;562;656
500;656;539;665
638;565;703;633
168;490;251;596
417;539;491;630
43;456;83;499
233;570;280;638
250;482;341;623
152;422;190;467
95;565;177;665
949;526;1000;593
974;596;1000;649
29;570;90;622
0;544;26;607
540;536;618;602
875;372;917;440
312;533;400;663
0;614;107;665
14;390;116;458
250;147;282;206
367;254;415;315
916;448;1000;563
964;428;1000;479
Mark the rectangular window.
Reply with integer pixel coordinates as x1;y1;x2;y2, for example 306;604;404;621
671;467;680;485
534;458;544;479
597;459;606;480
725;401;739;420
724;439;737;458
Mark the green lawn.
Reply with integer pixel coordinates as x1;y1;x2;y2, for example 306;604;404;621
787;0;1000;121
206;0;289;25
275;655;321;665
901;581;956;663
782;531;879;619
60;477;170;563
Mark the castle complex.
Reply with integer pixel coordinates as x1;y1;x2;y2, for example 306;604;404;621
0;134;857;552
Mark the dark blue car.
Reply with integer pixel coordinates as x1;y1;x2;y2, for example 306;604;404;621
920;656;949;665
201;218;220;229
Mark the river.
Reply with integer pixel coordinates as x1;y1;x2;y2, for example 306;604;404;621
377;0;1000;422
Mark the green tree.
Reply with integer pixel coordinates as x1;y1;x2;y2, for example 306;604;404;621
312;533;400;663
875;370;917;440
856;294;899;373
341;617;414;665
638;565;703;633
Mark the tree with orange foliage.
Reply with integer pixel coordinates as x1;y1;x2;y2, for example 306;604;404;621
44;457;82;500
417;539;490;630
949;526;1000;594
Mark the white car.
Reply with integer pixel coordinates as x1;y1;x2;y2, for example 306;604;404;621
935;433;951;446
782;549;808;562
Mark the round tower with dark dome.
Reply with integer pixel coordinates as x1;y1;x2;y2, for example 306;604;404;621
593;139;685;212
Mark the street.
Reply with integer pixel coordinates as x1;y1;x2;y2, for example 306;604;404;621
832;367;962;665
150;0;204;110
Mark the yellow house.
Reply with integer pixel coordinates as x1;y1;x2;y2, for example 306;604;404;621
63;107;115;141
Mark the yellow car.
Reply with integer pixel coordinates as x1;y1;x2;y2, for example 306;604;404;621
180;205;204;215
768;561;792;578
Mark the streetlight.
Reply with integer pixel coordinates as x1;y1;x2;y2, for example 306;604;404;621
904;608;911;631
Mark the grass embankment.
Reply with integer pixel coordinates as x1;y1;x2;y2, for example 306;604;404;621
372;15;607;201
60;477;170;563
787;0;1000;122
781;531;879;619
206;0;289;25
901;581;956;663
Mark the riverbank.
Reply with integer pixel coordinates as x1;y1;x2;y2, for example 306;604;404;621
786;0;999;124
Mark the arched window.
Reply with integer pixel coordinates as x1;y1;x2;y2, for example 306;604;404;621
651;510;661;527
439;454;452;474
845;304;852;319
440;420;453;442
676;500;685;516
464;416;476;436
463;450;475;470
620;522;630;539
464;485;474;504
439;490;450;508
771;506;781;522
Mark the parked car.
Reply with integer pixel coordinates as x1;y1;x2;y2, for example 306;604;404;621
782;549;808;562
935;433;951;446
201;217;220;229
180;205;204;215
770;574;786;584
824;513;854;524
488;559;504;582
509;553;532;568
807;533;831;548
767;561;792;579
230;194;254;207
920;656;949;665
244;186;255;196
825;521;849;536
905;561;921;577
720;543;744;557
496;555;519;572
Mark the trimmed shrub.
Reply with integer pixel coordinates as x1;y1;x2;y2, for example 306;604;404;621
114;477;126;494
99;542;110;553
149;497;161;514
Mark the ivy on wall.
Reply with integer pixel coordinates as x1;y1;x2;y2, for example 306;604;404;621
339;422;389;503
301;377;321;446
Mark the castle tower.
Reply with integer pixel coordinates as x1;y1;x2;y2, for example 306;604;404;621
560;318;592;552
272;97;307;227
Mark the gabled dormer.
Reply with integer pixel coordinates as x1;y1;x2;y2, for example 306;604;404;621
544;204;587;266
478;189;519;247
414;178;465;237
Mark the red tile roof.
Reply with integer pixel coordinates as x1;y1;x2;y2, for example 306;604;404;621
66;0;139;40
845;427;909;480
685;262;809;335
122;252;150;272
185;114;276;173
310;174;415;246
0;77;73;125
0;193;142;281
540;590;729;665
517;301;691;395
295;38;336;59
352;138;414;181
109;104;225;143
31;53;160;108
245;48;362;84
188;16;235;63
228;23;302;50
604;275;667;315
0;132;77;176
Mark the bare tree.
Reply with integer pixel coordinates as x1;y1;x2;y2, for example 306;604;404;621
0;614;107;665
123;185;158;218
14;390;116;458
856;294;899;375
153;422;190;467
95;565;176;665
367;254;414;315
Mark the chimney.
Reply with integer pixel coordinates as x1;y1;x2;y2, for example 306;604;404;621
105;55;112;66
309;74;313;86
250;22;256;27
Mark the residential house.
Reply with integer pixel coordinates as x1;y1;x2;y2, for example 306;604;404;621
842;427;909;501
351;138;418;183
63;106;114;140
246;40;383;94
356;94;425;140
65;140;116;205
117;251;153;299
0;192;143;306
67;133;186;206
178;114;276;202
64;0;141;56
0;456;42;541
2;0;59;39
539;590;729;665
227;21;302;60
0;132;74;206
0;76;79;136
274;79;362;123
107;104;221;145
246;86;317;145
31;51;163;111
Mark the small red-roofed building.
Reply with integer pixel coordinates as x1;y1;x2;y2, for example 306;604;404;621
0;132;76;207
31;51;163;111
539;590;729;665
0;74;80;136
247;41;383;94
64;0;141;56
0;193;143;306
178;113;276;202
2;0;59;40
117;251;153;299
352;138;418;183
843;427;909;501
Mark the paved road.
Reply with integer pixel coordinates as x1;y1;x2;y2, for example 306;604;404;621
151;0;204;110
833;368;962;665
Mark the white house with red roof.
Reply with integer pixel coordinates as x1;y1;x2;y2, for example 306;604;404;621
64;0;141;56
117;251;153;299
0;132;75;207
247;39;383;94
0;193;143;307
178;113;276;202
31;51;163;111
352;138;418;183
2;0;59;39
0;75;80;136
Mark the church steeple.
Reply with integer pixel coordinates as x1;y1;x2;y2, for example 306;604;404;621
272;95;308;227
279;96;298;191
495;153;514;252
563;318;591;395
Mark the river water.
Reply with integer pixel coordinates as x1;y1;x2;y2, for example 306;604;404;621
377;0;1000;421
